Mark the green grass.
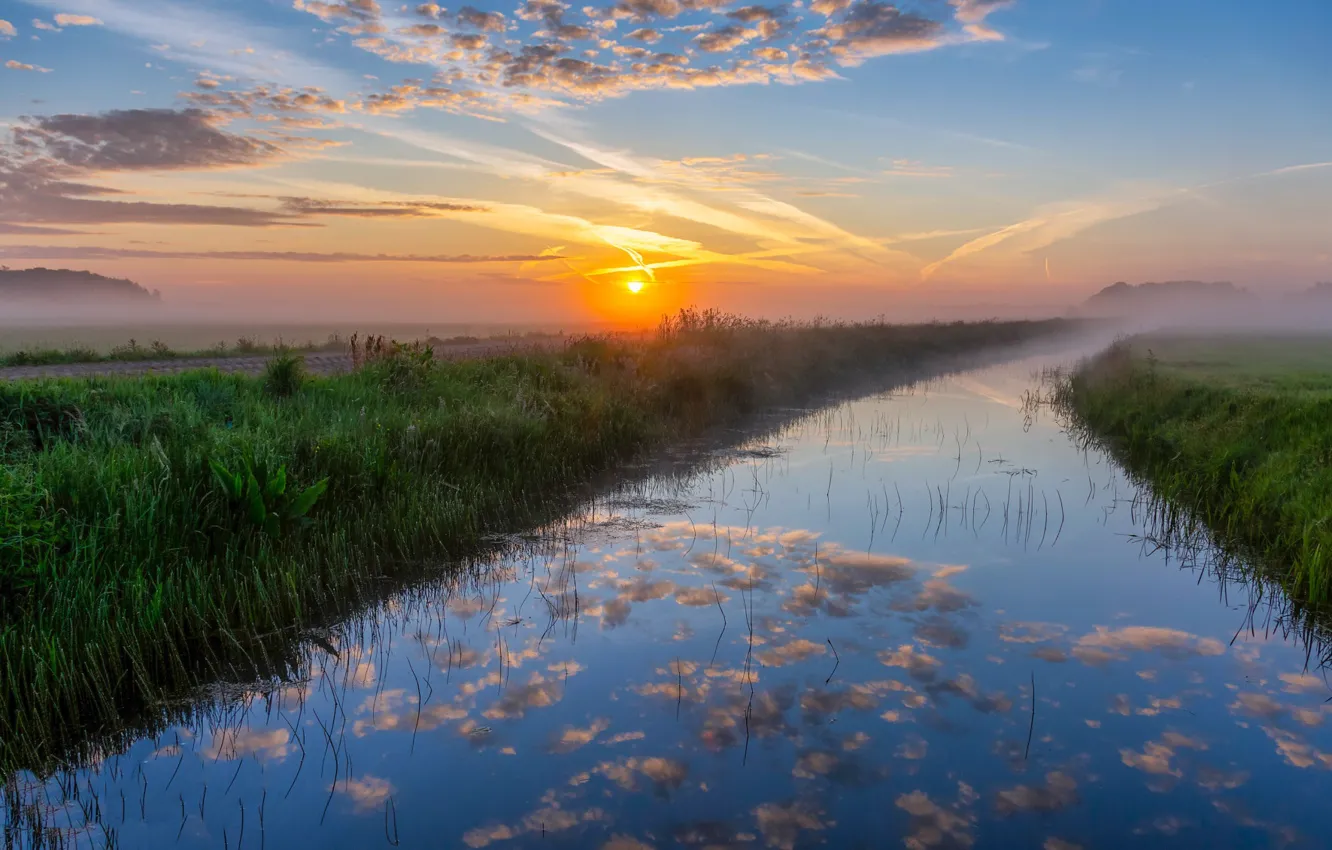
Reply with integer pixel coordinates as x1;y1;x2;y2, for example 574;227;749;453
1060;333;1332;603
0;336;333;367
0;328;572;368
0;313;1070;769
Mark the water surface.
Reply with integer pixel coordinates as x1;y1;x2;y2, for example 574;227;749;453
14;351;1332;849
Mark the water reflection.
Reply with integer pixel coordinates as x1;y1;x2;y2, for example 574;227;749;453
8;353;1332;849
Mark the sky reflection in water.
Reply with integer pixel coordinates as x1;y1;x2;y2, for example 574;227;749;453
19;353;1332;849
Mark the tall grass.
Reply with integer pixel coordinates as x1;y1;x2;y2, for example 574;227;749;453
1057;338;1332;604
0;314;1071;770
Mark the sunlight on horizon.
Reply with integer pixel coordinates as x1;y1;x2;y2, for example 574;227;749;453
0;0;1326;321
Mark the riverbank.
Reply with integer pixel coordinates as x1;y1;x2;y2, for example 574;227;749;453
1059;334;1332;602
0;313;1072;768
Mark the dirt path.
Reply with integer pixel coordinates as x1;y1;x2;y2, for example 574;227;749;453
0;340;553;381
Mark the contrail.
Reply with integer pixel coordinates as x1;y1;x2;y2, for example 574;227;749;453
608;241;656;281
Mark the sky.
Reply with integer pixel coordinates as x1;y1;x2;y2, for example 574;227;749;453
0;0;1329;322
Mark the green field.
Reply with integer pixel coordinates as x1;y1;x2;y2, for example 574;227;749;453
1061;332;1332;603
0;323;577;367
0;313;1066;769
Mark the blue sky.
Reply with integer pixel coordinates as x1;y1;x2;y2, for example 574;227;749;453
1;0;1328;320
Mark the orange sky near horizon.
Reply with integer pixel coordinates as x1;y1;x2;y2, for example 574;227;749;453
1;0;1328;323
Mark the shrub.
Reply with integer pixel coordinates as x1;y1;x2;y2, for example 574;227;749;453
263;352;306;398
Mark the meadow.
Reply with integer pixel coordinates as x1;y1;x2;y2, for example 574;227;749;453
0;312;1070;770
1059;332;1332;603
0;324;571;368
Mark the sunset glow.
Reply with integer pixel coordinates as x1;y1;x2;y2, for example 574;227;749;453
0;0;1326;321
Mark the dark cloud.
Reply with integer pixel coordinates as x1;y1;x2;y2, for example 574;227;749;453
625;27;662;42
402;22;446;36
278;196;488;216
0;246;559;263
0;105;485;231
456;6;506;31
551;23;594;39
588;0;731;22
727;4;786;22
14;109;284;172
0;157;300;228
819;1;944;63
695;25;751;53
295;0;382;22
481;673;563;719
0;222;90;235
183;85;347;117
515;0;568;24
914;616;970;649
451;32;489;49
995;772;1080;815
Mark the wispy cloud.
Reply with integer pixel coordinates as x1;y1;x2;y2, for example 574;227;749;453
5;59;52;72
1258;161;1332;178
17;0;357;88
0;245;560;263
53;13;101;27
920;190;1176;280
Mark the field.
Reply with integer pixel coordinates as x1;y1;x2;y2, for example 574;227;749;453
0;322;578;367
1060;332;1332;603
0;313;1070;769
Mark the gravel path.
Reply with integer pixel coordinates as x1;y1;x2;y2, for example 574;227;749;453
0;340;550;381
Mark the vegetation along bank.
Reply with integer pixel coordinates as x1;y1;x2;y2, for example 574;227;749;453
0;312;1071;768
1059;334;1332;603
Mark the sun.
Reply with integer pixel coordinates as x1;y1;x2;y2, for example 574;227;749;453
625;280;645;294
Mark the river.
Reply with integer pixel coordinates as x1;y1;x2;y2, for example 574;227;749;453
9;346;1331;849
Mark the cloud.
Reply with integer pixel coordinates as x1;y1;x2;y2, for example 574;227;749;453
15;109;284;171
895;791;974;850
695;24;752;53
626;27;661;42
0;222;89;235
481;672;564;719
884;158;953;178
274;0;1012;115
549;718;611;753
455;6;506;31
375;123;892;280
202;728;291;762
950;0;1013;41
278;196;487;216
185;83;347;117
22;0;358;89
5;60;52;72
819;2;945;65
0;107;362;230
809;0;850;14
53;13;102;26
995;772;1079;814
337;776;395;813
728;4;786;22
920;190;1175;280
0;19;16;37
753;800;827;850
1070;626;1225;666
0;245;561;263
